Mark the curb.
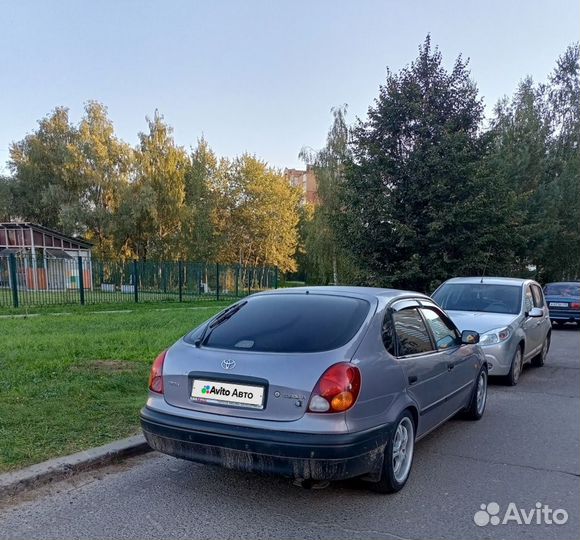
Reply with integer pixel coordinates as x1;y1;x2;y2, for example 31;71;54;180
0;435;152;500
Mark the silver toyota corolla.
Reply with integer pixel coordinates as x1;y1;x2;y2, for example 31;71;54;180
141;287;487;493
432;277;552;385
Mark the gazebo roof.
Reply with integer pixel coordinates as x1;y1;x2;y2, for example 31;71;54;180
0;222;93;249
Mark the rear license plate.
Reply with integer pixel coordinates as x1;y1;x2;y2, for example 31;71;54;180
549;302;568;307
191;379;265;409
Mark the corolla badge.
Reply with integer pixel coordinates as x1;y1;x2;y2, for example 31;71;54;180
221;359;236;370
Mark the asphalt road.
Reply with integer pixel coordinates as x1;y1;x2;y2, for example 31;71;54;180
1;327;578;540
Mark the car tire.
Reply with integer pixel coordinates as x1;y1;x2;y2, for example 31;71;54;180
531;334;550;367
552;320;563;328
462;366;488;420
505;346;523;386
369;411;415;494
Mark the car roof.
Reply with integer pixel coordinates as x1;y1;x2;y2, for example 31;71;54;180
440;276;531;286
255;285;430;302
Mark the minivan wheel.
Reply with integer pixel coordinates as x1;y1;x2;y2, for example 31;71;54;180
531;334;550;367
505;347;523;386
462;366;488;420
369;411;415;494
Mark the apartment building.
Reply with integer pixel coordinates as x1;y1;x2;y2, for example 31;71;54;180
284;166;318;204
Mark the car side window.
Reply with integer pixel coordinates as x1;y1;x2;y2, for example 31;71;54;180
531;285;545;308
524;286;534;313
392;308;434;356
420;307;460;350
381;311;396;356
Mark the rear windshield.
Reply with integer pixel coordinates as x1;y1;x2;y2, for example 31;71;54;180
201;294;370;353
544;283;580;297
433;283;522;315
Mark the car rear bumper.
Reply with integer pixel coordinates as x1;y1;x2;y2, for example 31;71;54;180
549;310;579;322
140;406;392;481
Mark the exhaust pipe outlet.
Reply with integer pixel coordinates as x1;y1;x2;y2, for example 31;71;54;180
293;478;330;490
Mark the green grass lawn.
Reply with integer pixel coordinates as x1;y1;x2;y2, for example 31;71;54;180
0;301;229;471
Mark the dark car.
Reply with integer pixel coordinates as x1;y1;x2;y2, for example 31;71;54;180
543;282;580;326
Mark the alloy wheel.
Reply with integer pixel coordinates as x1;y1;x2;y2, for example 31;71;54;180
392;417;414;484
476;370;487;415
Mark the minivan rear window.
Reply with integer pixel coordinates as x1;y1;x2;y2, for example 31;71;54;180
199;294;370;353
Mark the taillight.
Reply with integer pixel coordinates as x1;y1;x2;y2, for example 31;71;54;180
571;302;580;309
148;351;167;394
307;363;361;413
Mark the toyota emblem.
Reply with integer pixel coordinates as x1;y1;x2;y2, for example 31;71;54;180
221;359;236;370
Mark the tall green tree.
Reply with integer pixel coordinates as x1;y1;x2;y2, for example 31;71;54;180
543;43;580;280
72;101;133;258
212;154;301;272
0;176;14;221
486;78;552;276
7;102;132;258
183;138;219;261
127;111;189;260
338;36;516;291
299;106;358;284
8;107;81;230
485;43;580;282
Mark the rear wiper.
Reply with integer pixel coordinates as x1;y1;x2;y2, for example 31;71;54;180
194;301;248;348
209;300;248;329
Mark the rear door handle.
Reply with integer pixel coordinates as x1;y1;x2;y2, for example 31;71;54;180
447;362;455;371
408;375;418;385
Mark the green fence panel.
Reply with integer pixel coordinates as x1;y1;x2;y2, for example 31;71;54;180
9;253;19;308
0;257;11;307
0;254;278;309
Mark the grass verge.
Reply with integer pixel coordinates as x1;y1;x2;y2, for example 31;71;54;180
0;302;229;471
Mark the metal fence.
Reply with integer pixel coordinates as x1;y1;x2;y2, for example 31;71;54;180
0;253;278;308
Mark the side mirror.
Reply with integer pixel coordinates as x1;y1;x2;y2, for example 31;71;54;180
461;330;480;345
528;307;543;318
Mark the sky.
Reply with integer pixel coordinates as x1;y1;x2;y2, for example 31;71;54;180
0;0;578;173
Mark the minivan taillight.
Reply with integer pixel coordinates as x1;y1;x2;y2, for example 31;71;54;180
148;351;167;394
307;363;361;413
571;302;580;309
